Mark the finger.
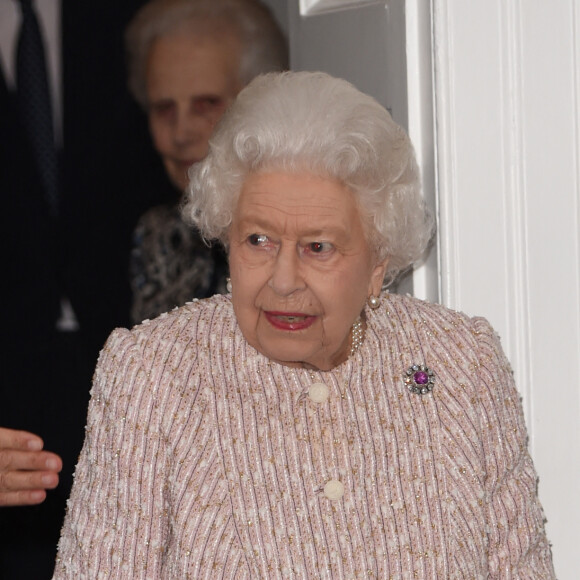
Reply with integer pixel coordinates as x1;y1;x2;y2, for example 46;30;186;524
0;449;62;473
0;488;47;507
0;427;44;451
0;467;60;493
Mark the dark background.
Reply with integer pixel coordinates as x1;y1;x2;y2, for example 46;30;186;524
0;2;172;577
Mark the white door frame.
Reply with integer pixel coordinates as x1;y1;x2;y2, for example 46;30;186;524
413;1;580;576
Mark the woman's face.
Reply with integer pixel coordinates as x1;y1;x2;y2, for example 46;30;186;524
229;172;388;371
145;31;242;191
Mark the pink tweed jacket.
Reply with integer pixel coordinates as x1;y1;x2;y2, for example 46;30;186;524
53;292;555;579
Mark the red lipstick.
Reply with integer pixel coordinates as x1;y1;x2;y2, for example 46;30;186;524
264;311;316;331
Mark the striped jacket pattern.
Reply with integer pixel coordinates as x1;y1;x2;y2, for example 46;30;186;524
54;292;555;579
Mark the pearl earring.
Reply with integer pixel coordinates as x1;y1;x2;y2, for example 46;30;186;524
226;278;232;293
368;295;380;309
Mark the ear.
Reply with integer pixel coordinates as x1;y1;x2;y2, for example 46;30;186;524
368;257;389;298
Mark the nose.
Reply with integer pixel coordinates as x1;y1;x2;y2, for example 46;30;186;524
173;107;204;147
268;245;306;296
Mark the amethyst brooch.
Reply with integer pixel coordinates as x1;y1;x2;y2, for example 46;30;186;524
404;364;435;395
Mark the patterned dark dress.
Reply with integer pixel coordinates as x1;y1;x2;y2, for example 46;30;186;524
130;203;228;324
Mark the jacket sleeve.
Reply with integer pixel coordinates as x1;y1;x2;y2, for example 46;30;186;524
53;327;171;579
472;317;555;579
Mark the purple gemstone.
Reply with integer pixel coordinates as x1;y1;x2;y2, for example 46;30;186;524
414;371;429;385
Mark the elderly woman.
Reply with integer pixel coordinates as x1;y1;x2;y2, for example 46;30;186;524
53;72;554;578
126;0;287;324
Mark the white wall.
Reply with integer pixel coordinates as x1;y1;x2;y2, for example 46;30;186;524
425;0;580;577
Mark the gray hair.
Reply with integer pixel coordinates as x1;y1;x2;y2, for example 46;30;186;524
184;71;435;284
126;0;288;109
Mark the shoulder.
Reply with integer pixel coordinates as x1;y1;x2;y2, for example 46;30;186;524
99;294;235;376
376;291;497;349
133;203;209;253
94;295;236;418
125;294;236;363
137;202;180;225
370;292;508;400
379;291;471;325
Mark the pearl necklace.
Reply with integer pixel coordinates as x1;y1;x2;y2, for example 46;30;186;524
349;317;364;357
300;316;365;379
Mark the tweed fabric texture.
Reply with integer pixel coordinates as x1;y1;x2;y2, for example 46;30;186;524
53;292;554;579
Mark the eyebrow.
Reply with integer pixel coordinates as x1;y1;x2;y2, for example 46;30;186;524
237;213;349;239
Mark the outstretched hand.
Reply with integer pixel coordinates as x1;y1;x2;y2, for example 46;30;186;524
0;427;62;507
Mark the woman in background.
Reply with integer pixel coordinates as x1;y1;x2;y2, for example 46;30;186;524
126;0;288;323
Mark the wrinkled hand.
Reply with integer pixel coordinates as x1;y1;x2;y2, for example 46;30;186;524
0;427;62;507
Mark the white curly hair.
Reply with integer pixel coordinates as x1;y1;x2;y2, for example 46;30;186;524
183;71;434;285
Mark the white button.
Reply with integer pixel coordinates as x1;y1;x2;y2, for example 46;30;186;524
308;382;330;403
323;479;344;500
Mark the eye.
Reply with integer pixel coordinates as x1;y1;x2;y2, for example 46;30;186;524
248;234;268;246
192;96;227;120
305;241;333;255
149;100;175;121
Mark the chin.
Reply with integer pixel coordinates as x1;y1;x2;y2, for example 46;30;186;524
259;341;314;366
